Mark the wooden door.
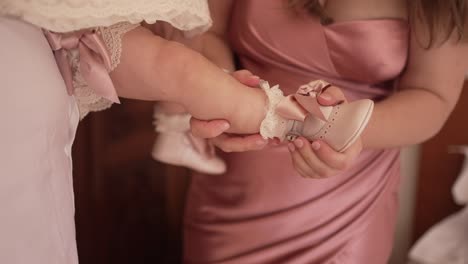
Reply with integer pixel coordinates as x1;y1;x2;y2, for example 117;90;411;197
72;99;190;264
412;81;468;241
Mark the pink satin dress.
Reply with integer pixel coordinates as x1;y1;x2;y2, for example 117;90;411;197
184;1;409;263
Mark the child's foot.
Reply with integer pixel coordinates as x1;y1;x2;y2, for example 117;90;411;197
152;111;226;174
259;80;374;152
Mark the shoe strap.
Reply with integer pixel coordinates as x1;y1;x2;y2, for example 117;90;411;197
276;80;331;123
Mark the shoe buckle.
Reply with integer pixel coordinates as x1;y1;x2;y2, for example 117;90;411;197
285;133;299;142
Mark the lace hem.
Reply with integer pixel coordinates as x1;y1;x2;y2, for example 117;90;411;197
71;22;138;119
259;81;289;140
0;0;212;35
99;22;140;71
72;57;113;119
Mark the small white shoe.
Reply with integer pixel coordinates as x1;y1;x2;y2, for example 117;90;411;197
152;111;226;175
259;80;374;152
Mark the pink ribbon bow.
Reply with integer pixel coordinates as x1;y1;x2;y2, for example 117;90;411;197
44;29;120;104
275;80;331;122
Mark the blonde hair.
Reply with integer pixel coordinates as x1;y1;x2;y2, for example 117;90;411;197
287;0;468;47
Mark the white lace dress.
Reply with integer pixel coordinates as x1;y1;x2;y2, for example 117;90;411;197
0;0;212;118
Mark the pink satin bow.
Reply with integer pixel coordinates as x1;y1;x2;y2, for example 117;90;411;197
275;80;331;122
44;29;120;103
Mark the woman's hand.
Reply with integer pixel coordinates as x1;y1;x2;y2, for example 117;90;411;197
189;70;269;152
288;86;363;178
288;137;362;178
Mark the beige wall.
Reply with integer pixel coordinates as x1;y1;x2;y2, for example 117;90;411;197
389;145;421;264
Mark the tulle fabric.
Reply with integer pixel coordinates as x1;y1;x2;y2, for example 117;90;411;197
1;0;212;118
0;0;212;36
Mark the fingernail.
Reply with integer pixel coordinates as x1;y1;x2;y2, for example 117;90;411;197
294;139;304;148
319;93;332;100
288;143;295;152
221;123;230;130
251;75;260;79
312;141;321;150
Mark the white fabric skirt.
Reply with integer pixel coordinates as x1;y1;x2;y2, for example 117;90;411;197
0;17;79;264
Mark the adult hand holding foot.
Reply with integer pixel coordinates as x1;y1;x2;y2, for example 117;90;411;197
190;77;372;179
190;69;269;153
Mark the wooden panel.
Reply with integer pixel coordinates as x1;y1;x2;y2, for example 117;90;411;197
72;99;190;264
412;82;468;242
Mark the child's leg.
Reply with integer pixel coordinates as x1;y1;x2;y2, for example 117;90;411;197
110;26;374;152
110;26;267;135
156;102;187;115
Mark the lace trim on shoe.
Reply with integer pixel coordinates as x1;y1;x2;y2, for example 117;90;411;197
259;81;289;140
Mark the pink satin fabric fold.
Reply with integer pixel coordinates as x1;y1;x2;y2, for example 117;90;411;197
184;0;409;263
43;30;120;103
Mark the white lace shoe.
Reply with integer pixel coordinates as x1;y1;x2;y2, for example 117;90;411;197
152;111;226;175
259;80;374;152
